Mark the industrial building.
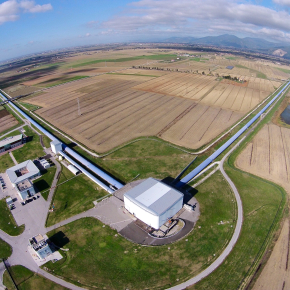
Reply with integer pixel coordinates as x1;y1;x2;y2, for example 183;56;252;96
67;164;80;175
50;140;62;154
29;234;53;259
6;160;40;200
124;178;184;229
0;134;23;153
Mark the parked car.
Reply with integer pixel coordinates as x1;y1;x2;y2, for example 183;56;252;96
9;204;15;210
33;196;37;200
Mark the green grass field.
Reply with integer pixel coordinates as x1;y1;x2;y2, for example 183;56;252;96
3;265;66;290
33;167;57;200
0;199;25;236
0;153;14;173
13;126;44;163
45;171;235;289
46;169;107;227
0;239;12;258
18;102;40;111
71;54;178;68
77;138;195;183
275;67;290;74
37;76;88;88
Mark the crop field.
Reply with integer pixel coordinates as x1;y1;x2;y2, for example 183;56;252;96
0;109;18;133
24;64;281;152
236;124;290;192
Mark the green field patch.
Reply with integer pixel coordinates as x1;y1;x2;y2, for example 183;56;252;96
18;102;40;111
0;238;12;258
72;54;177;68
235;64;249;69
33;167;57;200
226;56;237;60
37;76;88;88
0;199;24;236
82;139;196;183
12;126;44;163
46;171;107;227
275;67;290;74
3;265;66;290
45;171;235;289
0;152;14;173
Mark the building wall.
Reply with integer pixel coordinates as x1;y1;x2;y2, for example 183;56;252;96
124;195;183;229
18;185;36;200
124;196;159;229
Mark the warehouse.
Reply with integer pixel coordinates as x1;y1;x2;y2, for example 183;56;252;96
0;134;23;153
124;178;184;229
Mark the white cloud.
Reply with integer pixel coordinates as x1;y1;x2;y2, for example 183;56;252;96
0;0;52;25
273;0;290;7
99;0;290;42
85;33;90;37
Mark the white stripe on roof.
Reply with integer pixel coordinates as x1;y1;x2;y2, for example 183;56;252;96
135;183;170;207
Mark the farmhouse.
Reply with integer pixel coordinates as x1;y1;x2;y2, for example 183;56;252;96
6;160;40;200
0;134;23;153
124;178;183;229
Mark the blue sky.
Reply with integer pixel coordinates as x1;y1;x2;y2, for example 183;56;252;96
1;0;290;61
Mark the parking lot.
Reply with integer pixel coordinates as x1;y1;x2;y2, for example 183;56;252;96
0;173;48;232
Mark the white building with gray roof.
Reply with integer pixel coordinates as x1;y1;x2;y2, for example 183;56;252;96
124;178;184;229
6;160;40;199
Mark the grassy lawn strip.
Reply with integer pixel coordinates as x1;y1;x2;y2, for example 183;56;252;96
37;76;88;88
3;265;67;290
18;101;40;111
190;148;286;289
78;138;196;183
0;199;24;236
107;72;159;77
275;67;290;74
0;153;14;173
46;170;107;227
45;171;235;289
235;64;249;69
33;167;57;200
72;54;178;68
13;126;44;163
0;239;12;258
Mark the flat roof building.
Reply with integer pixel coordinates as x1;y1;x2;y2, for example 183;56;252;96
6;160;40;200
29;234;52;259
124;178;184;229
0;134;23;153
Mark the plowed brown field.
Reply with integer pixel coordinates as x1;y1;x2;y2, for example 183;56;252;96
236;124;290;191
0;114;18;133
26;69;275;152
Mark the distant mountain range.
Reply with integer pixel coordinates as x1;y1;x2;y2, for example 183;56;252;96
164;34;290;59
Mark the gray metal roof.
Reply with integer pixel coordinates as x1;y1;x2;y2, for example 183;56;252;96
0;134;22;148
6;160;40;184
124;178;183;216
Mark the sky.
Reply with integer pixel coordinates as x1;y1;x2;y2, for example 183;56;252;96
2;0;290;61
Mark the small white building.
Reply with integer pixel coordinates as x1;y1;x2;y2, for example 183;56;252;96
6;160;40;200
124;178;184;229
40;159;50;169
50;140;62;154
29;234;53;259
67;165;80;175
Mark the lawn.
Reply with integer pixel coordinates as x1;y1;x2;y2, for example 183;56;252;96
0;153;14;173
80;138;195;183
45;171;236;290
13;126;45;163
71;54;178;68
46;169;108;227
33;167;57;200
275;67;290;74
18;102;40;111
3;265;67;290
0;239;12;259
0;199;24;236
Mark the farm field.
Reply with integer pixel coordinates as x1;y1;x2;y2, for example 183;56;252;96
0;109;18;133
236;123;290;192
24;66;281;152
253;218;290;290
